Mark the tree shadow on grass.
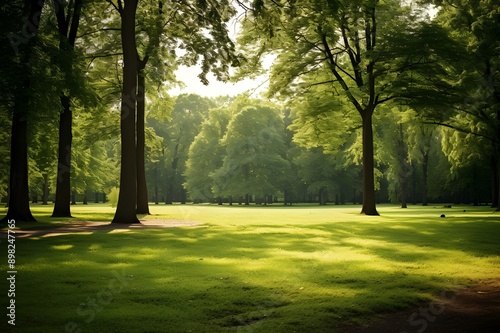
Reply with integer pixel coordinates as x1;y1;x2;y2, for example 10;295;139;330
3;215;500;333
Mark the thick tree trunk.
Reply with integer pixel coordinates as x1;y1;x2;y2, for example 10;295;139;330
3;92;36;223
52;0;83;217
112;0;140;224
360;112;379;215
1;0;46;223
52;95;73;217
71;190;77;205
136;70;150;214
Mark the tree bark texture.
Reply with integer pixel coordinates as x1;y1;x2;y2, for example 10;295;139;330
112;0;140;224
2;0;46;223
52;0;83;217
136;69;150;214
360;111;379;215
52;95;73;217
3;110;35;222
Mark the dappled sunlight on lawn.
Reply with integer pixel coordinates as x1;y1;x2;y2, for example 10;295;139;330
50;244;74;250
2;204;500;332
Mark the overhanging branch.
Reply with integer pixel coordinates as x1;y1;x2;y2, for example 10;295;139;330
424;120;495;142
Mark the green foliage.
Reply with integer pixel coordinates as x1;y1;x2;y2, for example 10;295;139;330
293;147;339;196
184;106;233;201
1;0;498;211
235;0;469;213
147;94;214;202
289;70;360;154
212;103;291;198
108;187;119;208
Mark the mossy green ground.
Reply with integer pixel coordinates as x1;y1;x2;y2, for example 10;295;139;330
1;204;499;332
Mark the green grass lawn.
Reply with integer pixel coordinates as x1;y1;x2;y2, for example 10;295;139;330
1;203;500;332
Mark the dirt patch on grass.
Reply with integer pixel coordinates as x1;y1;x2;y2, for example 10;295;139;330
7;220;203;238
340;278;500;333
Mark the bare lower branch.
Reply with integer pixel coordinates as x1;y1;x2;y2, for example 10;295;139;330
105;0;120;13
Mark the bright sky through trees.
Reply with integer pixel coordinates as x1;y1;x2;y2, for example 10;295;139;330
168;6;272;97
169;64;269;97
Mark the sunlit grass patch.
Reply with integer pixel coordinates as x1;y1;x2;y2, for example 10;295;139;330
1;204;499;332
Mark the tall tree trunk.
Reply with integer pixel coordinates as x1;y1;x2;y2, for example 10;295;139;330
112;0;140;224
136;68;150;214
360;111;379;215
52;95;73;217
52;0;83;218
398;124;408;209
1;0;46;223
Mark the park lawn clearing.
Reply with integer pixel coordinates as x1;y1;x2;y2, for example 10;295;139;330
1;204;500;332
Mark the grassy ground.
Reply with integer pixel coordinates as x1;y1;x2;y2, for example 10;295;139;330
1;203;499;333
